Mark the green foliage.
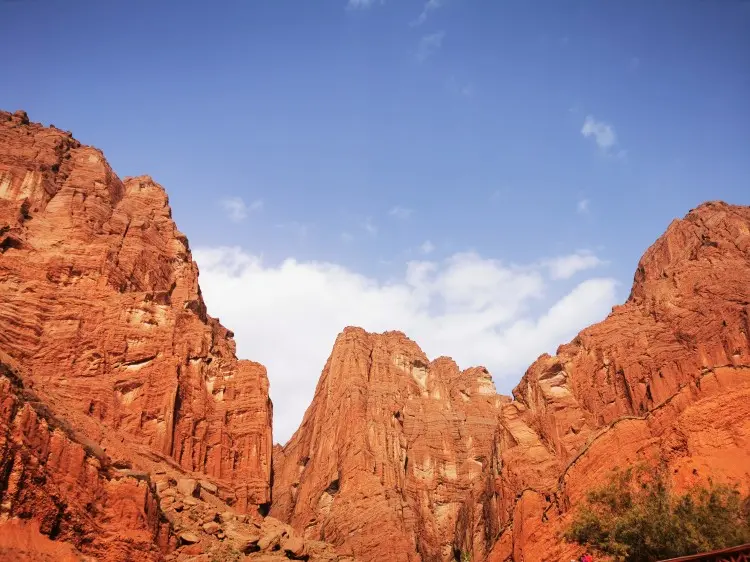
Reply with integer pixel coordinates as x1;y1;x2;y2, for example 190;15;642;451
565;465;750;562
460;551;471;562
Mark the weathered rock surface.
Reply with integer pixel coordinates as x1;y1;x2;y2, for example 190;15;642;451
2;109;749;561
0;354;169;561
271;329;505;561
489;201;750;560
273;202;750;561
0;109;272;511
0;111;323;560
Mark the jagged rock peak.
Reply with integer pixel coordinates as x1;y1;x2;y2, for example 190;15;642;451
0;110;274;537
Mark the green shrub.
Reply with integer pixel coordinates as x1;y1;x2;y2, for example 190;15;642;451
564;465;750;562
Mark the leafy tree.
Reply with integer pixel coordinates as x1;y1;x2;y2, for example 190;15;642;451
565;464;750;562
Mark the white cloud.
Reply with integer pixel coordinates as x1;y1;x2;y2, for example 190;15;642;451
347;0;381;9
194;247;618;443
420;240;435;254
577;198;590;213
543;251;604;280
581;115;617;150
412;0;443;26
389;206;413;220
363;217;377;236
219;197;263;223
417;31;445;62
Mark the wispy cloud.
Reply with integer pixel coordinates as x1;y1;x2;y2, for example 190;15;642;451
389;205;413;219
581;115;616;150
412;0;443;26
580;115;628;160
420;240;435;254
363;217;377;236
416;31;445;62
219;196;263;223
341;232;354;243
543;250;604;279
577;198;590;214
346;0;381;10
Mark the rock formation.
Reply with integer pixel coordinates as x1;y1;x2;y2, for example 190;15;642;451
271;329;503;561
488;201;750;561
0;109;272;512
272;202;750;562
0;110;352;561
2;109;749;561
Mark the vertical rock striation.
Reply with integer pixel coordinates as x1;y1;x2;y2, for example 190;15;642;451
0;110;272;516
271;328;504;561
273;202;750;561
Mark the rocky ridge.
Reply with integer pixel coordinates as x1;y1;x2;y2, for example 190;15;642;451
0;110;351;561
1;110;749;561
272;202;750;561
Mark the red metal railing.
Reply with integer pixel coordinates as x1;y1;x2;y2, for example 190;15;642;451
659;543;750;562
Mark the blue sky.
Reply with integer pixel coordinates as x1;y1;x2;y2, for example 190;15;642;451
2;0;749;442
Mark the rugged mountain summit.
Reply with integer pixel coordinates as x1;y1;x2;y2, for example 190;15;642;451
273;202;750;561
0;109;273;510
0;110;349;561
1;110;748;561
271;329;503;561
488;201;750;560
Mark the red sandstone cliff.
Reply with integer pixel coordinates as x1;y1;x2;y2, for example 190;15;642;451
272;202;750;561
0;109;273;513
271;329;503;561
489;201;750;561
0;110;341;561
2;109;748;561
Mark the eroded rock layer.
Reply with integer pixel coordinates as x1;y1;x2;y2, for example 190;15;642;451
2;109;749;562
274;202;750;562
489;201;750;561
0;354;169;561
271;329;504;562
0;109;272;512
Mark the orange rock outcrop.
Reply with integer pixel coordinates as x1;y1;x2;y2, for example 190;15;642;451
0;109;272;513
273;202;750;561
271;329;503;561
489;201;750;561
2;109;749;561
0;110;297;560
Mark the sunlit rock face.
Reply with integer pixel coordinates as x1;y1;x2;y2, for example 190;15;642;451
271;326;507;562
274;202;750;562
2;109;749;562
0;109;272;514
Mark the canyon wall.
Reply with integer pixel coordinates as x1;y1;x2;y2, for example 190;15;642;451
273;201;750;562
2;109;748;561
0;109;273;512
